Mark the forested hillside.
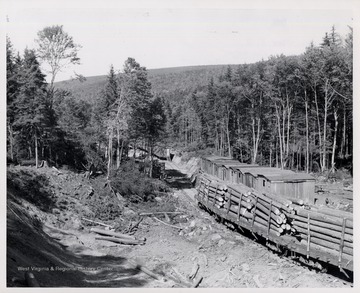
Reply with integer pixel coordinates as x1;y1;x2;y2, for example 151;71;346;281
7;25;353;175
54;65;233;103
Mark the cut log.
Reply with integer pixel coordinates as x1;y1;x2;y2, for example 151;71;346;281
90;227;136;240
256;198;281;215
224;195;253;210
292;221;353;244
290;214;353;235
139;212;183;216
192;276;203;288
82;218;114;228
311;206;353;219
227;208;282;236
171;267;193;287
294;232;353;256
196;191;353;270
294;208;353;229
95;236;144;245
188;263;199;280
287;198;304;206
128;260;161;280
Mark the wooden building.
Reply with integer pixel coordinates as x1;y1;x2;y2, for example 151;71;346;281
200;156;315;204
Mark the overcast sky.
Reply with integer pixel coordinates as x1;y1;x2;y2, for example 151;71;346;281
3;0;355;82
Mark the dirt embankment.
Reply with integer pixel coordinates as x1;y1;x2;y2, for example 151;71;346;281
6;161;353;288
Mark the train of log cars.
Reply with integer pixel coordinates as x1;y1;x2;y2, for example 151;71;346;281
195;155;353;274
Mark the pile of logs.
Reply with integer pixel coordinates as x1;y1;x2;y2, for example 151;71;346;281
196;172;353;272
197;175;292;238
287;203;353;273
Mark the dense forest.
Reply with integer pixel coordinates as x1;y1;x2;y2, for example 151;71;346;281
6;25;353;175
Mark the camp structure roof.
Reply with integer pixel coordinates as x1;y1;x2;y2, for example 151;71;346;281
235;166;314;182
230;164;259;170
202;155;233;161
212;160;242;166
258;172;315;182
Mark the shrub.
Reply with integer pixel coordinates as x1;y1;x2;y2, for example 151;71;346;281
109;159;169;203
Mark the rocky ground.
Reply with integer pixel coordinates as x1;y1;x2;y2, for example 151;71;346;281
6;160;353;288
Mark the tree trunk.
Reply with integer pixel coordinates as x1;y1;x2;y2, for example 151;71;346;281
322;90;328;172
116;127;120;169
269;145;272;167
119;139;124;166
149;144;153;178
28;145;32;159
340;105;346;158
107;127;113;179
285;91;292;159
220;127;223;156
304;91;309;173
275;105;283;169
313;87;323;170
34;132;39;168
331;110;338;172
226;114;231;158
251;103;256;163
215;125;219;153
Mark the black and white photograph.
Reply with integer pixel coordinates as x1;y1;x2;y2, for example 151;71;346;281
1;0;357;289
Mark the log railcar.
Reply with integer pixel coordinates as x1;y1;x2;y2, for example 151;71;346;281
197;156;353;274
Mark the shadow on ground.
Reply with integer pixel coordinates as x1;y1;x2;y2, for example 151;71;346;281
7;200;149;287
7;169;57;213
165;169;193;189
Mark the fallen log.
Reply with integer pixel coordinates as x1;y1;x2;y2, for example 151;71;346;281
128;217;144;233
82;217;114;229
95;236;145;245
90;227;137;240
128;260;161;280
44;224;80;237
192;276;203;288
171;267;193;287
139;212;183;216
188;263;199;280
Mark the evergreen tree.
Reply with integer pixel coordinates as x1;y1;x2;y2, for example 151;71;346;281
13;49;48;167
6;37;21;161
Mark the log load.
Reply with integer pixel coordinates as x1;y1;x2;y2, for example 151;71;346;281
195;173;353;272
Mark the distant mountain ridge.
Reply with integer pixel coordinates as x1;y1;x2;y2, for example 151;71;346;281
54;64;240;103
